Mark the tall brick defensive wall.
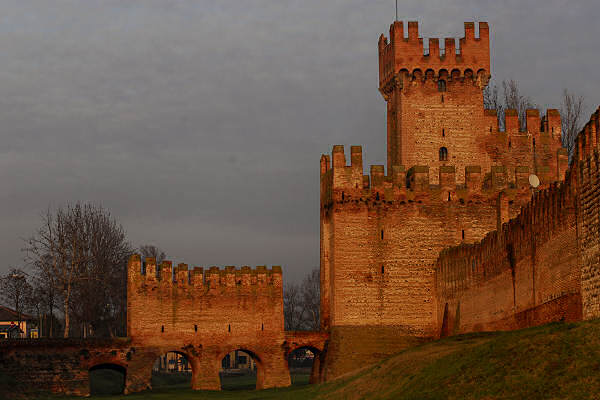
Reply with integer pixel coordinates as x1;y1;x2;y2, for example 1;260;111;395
320;21;566;380
435;176;580;335
0;256;328;397
434;107;600;336
577;109;600;319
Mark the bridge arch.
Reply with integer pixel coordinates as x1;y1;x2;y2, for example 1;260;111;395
286;345;322;385
89;363;127;395
151;350;197;390
217;347;265;390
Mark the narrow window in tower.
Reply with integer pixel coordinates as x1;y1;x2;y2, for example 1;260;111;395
261;323;264;331
438;80;447;92
462;230;465;240
490;126;492;133
161;325;164;333
509;140;512;149
439;147;448;161
533;138;536;147
448;192;451;201
441;94;444;103
442;129;445;137
194;324;198;332
381;230;384;240
228;324;231;333
381;265;385;274
341;192;345;201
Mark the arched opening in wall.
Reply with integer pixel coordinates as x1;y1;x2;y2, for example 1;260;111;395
439;147;448;161
220;349;259;390
287;347;320;386
89;364;126;395
151;351;192;390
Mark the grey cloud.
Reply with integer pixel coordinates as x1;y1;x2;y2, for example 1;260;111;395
0;0;598;283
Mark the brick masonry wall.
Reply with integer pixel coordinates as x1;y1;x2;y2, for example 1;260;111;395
435;172;581;336
0;338;154;398
577;108;600;319
319;146;537;378
320;21;566;380
126;255;291;390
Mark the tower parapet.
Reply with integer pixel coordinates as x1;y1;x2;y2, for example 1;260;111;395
379;21;490;95
128;255;282;292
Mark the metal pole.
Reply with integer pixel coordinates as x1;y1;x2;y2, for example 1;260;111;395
395;0;398;21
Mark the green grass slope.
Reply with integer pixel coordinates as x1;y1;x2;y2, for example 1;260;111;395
58;319;600;400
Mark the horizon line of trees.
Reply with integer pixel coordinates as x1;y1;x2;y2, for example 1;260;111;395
0;202;321;337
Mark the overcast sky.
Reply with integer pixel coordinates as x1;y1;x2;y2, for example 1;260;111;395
1;0;598;283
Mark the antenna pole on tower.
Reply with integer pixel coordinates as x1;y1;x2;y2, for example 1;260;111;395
395;0;398;21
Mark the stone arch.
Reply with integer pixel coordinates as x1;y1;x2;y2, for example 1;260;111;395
412;68;423;81
477;68;487;80
438;68;449;80
217;347;265;390
285;345;323;385
89;363;127;395
450;68;461;80
439;147;448;161
464;68;474;80
425;68;435;80
151;350;195;390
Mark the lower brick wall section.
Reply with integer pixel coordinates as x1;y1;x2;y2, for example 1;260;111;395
442;294;582;335
321;325;429;380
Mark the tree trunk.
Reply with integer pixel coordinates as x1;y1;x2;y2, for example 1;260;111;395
63;296;70;338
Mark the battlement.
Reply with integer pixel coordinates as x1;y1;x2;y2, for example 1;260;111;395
320;144;558;205
379;21;490;92
127;254;282;290
437;176;576;295
484;108;561;136
576;107;600;162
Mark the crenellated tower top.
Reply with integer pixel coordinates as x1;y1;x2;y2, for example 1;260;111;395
379;21;490;95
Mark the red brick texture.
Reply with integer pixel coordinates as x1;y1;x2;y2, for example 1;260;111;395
0;258;328;398
435;173;581;336
577;108;600;319
126;255;327;391
319;21;568;380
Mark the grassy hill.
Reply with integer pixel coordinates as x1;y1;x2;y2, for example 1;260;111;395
59;318;600;400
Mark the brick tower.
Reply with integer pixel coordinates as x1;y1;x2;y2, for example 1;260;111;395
319;21;566;380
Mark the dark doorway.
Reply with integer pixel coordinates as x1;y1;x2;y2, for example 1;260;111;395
89;364;126;395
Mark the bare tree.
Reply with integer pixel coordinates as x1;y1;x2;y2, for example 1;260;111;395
0;268;33;336
284;268;320;331
560;89;586;159
25;203;131;338
483;80;501;111
502;80;538;130
28;254;59;337
284;282;306;331
139;245;166;265
484;79;537;131
301;269;320;331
